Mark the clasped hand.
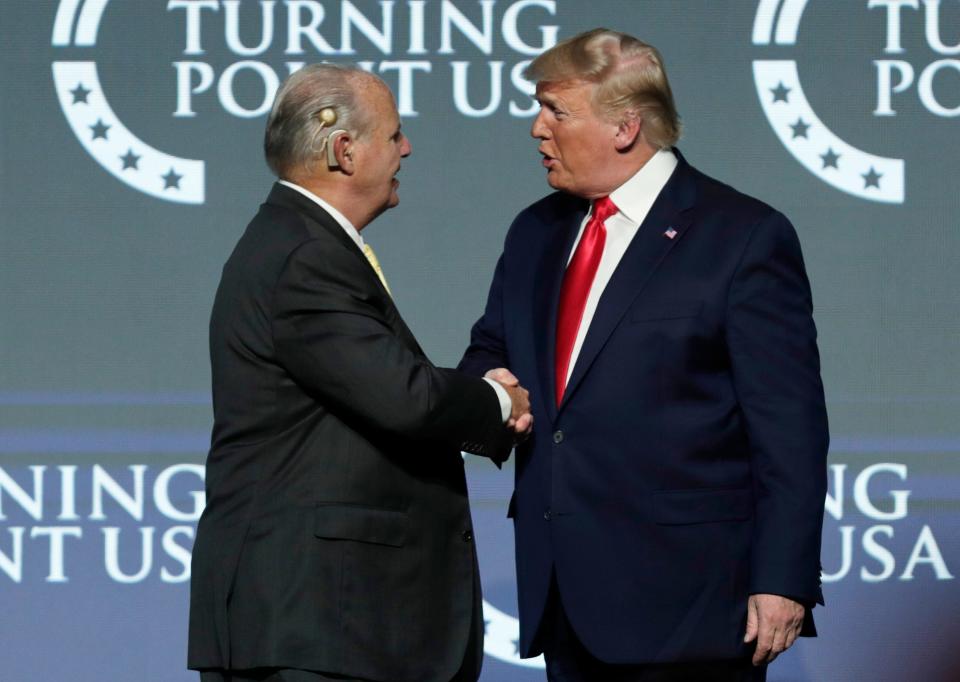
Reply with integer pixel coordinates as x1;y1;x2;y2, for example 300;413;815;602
485;368;533;437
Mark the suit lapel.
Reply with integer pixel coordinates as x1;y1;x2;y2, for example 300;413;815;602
559;156;698;411
264;183;425;356
533;197;588;423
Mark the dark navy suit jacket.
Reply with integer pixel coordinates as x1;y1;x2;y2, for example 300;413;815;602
459;151;829;664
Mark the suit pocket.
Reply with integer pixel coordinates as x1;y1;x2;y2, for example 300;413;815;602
652;488;752;525
630;301;702;322
314;504;409;547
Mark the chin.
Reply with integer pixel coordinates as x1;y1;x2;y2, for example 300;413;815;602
545;169;567;190
545;175;566;192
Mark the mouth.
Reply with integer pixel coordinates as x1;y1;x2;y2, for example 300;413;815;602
539;150;556;169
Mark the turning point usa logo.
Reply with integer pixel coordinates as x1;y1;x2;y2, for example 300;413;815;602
51;0;560;205
752;0;959;204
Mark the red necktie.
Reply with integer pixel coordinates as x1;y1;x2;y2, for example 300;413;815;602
554;196;618;406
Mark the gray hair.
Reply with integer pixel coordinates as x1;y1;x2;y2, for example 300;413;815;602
264;63;377;178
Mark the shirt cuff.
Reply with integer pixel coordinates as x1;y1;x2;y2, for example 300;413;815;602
483;378;512;423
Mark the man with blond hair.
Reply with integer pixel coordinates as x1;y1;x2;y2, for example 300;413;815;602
189;64;531;682
460;28;828;681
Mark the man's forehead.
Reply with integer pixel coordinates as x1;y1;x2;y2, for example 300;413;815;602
360;80;394;106
359;82;400;125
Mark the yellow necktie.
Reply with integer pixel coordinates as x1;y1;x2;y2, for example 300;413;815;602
362;243;392;296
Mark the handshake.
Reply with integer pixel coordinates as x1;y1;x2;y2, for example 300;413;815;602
486;367;534;438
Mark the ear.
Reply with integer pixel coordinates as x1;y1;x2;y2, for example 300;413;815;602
330;131;355;174
613;114;642;152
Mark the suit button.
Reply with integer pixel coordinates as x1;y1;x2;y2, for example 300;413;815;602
543;508;552;521
462;530;473;542
553;430;564;444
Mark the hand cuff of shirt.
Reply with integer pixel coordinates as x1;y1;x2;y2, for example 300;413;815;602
482;378;512;423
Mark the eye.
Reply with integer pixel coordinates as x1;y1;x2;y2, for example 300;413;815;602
544;102;565;119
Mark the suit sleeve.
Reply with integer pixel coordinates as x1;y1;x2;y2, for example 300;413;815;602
459;252;510;376
272;238;510;459
725;211;829;606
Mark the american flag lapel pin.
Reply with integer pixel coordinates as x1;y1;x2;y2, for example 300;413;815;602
664;226;678;239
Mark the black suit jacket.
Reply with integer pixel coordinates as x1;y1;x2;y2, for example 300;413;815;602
188;183;511;682
460;151;828;663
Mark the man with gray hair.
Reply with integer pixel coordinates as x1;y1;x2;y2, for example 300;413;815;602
188;64;532;682
460;28;828;681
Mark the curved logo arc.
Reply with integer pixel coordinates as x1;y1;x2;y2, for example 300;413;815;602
752;0;905;204
52;0;205;204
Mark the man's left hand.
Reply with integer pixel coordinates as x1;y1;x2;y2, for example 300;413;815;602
743;593;805;666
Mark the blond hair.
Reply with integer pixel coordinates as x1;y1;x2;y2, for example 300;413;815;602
525;28;681;148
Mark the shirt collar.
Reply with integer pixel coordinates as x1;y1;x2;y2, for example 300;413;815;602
608;148;679;225
278;180;364;250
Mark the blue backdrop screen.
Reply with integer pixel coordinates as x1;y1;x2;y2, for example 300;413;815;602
2;1;959;680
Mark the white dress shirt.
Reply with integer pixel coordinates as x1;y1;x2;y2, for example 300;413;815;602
562;149;678;384
278;180;512;422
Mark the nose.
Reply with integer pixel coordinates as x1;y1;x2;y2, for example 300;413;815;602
530;107;548;140
400;133;411;157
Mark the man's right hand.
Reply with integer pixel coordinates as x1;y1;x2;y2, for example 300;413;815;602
502;382;531;424
486;368;533;436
